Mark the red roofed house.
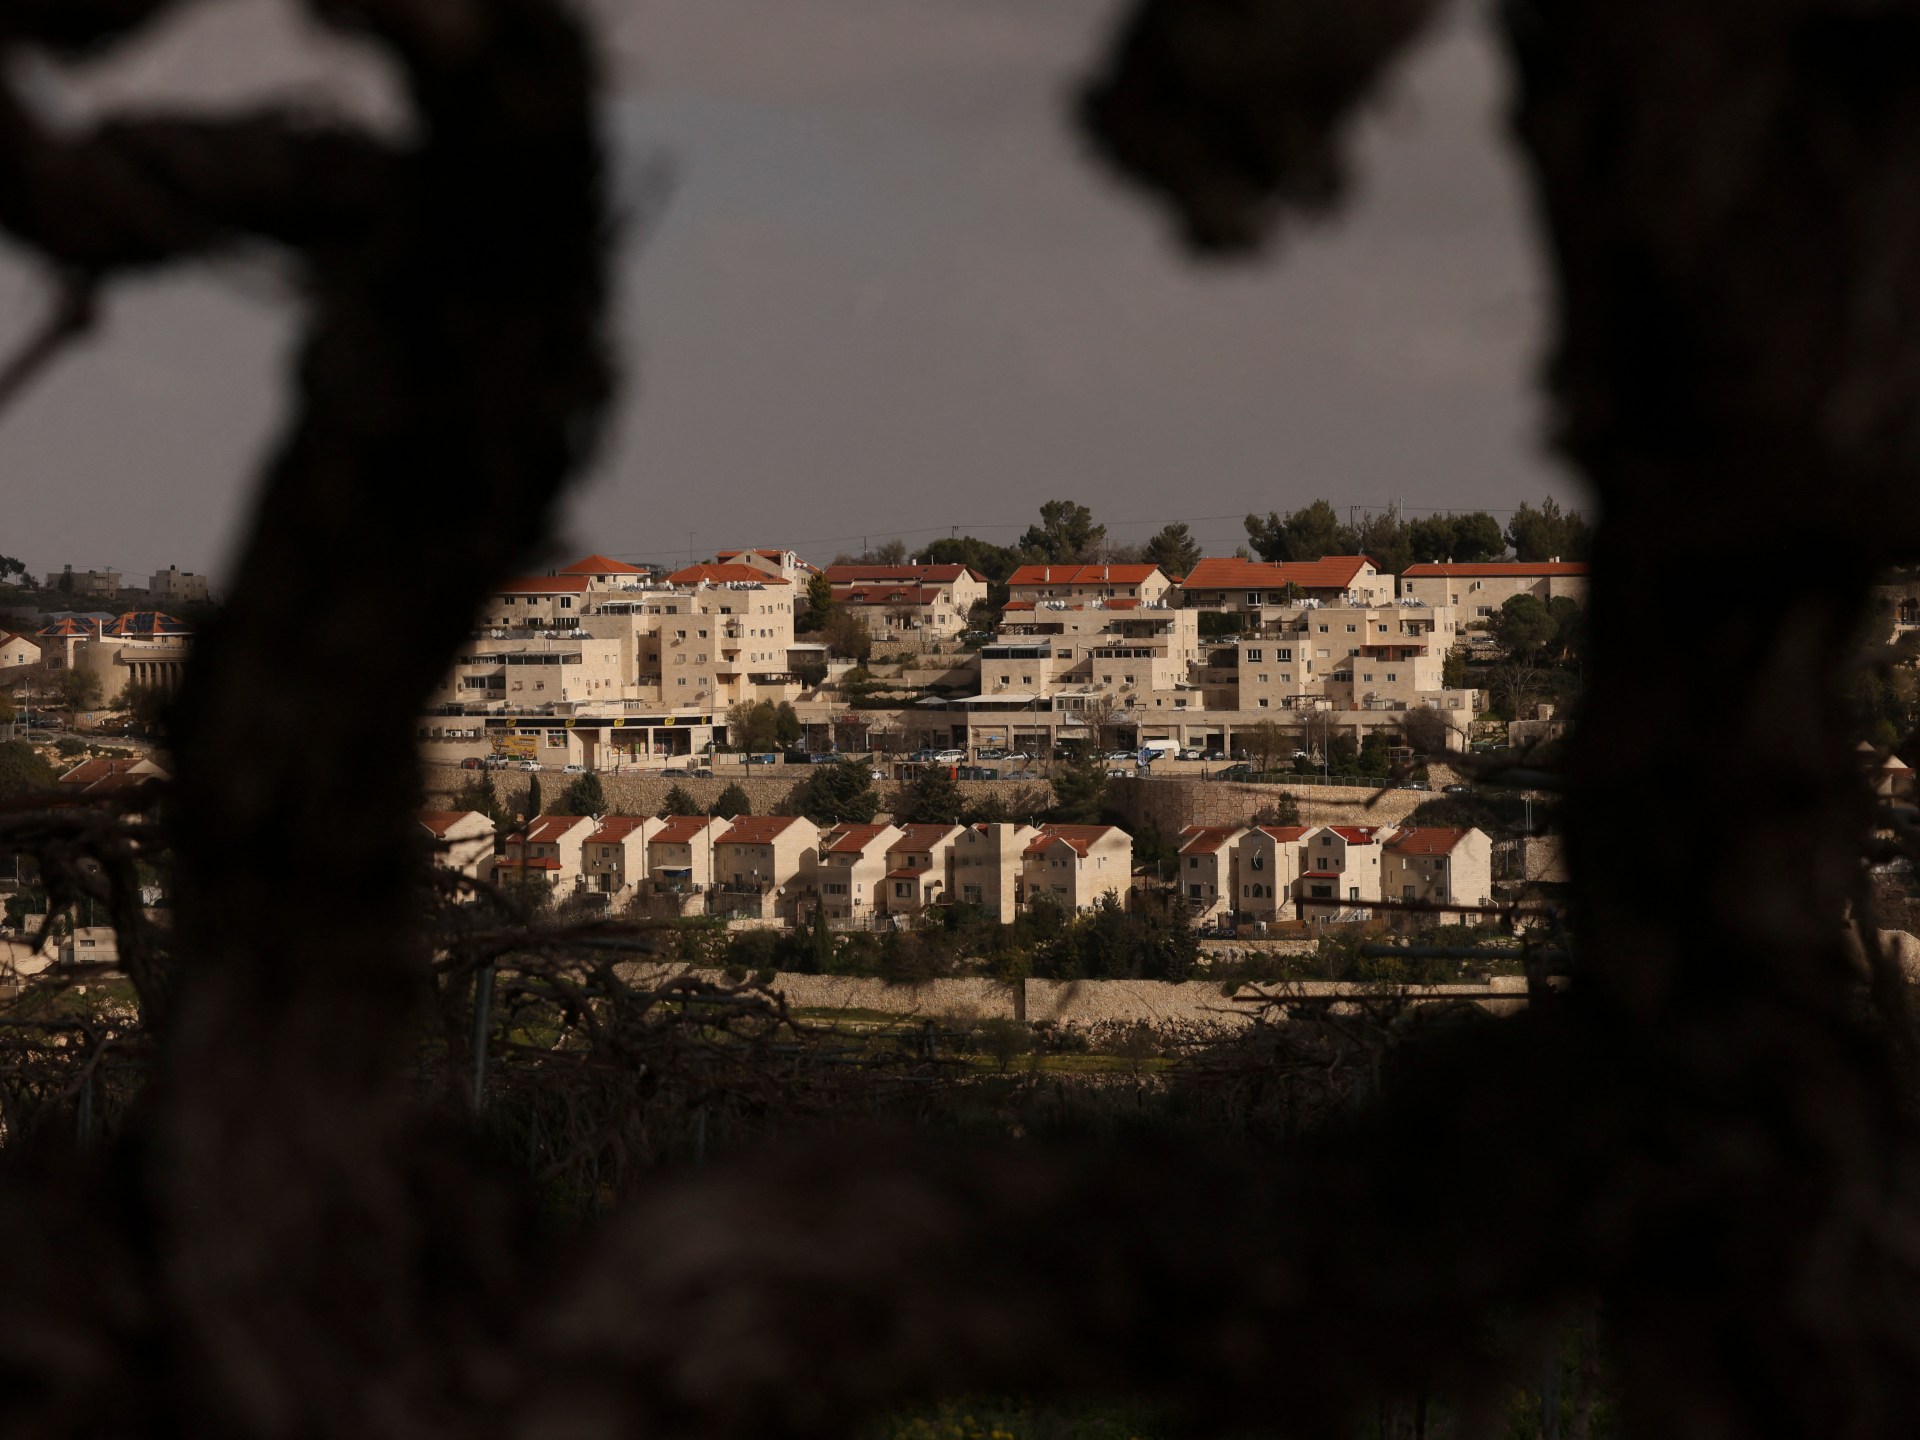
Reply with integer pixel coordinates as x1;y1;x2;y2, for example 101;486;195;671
1006;563;1172;607
1398;561;1589;625
879;823;967;920
1382;827;1493;929
1178;556;1396;615
823;564;987;644
712;814;820;921
643;815;731;913
498;815;597;895
1176;825;1246;925
949;822;1041;923
1296;824;1395;925
810;822;904;921
583;814;666;899
57;755;170;797
1021;823;1131;913
418;810;498;880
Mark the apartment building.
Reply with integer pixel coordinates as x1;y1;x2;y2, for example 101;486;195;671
497;815;596;894
823;564;988;642
1398;561;1589;624
1216;601;1474;719
711;814;820;921
1177;556;1396;614
1007;563;1173;607
146;565;210;605
1022;824;1131;912
1381;827;1493;927
417;810;498;880
583;815;664;898
812;822;903;921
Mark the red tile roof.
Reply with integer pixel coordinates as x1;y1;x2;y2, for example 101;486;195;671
496;575;592;595
558;554;645;575
892;823;963;847
1008;564;1163;587
667;564;792;586
588;816;654;844
823;822;893;854
1026;823;1122;856
836;586;944;607
1177;824;1240;855
1254;824;1310;842
511;815;592;845
1328;825;1388;845
717;815;808;846
1386;827;1469;857
419;809;488;837
652;815;717;846
1179;556;1376;593
1401;561;1588;577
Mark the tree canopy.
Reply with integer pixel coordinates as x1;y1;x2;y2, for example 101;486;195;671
793;760;879;825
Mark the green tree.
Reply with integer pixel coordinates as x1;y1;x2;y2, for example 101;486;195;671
0;739;56;799
712;782;752;819
822;609;872;663
895;765;965;825
917;536;1024;585
1357;729;1394;776
794;760;878;825
1408;512;1507;563
524;773;543;818
1142;522;1202;578
1019;500;1105;563
452;771;510;829
657;783;697;818
1047;755;1110;824
802;572;835;630
1352;506;1412;576
52;667;103;721
1506;497;1593;562
1243;499;1356;563
1489;594;1560;656
119;682;174;739
559;770;607;815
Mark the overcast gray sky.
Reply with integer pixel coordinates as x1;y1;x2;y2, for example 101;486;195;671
0;0;1580;582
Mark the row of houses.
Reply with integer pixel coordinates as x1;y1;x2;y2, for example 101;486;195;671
420;807;1493;931
422;810;1133;925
